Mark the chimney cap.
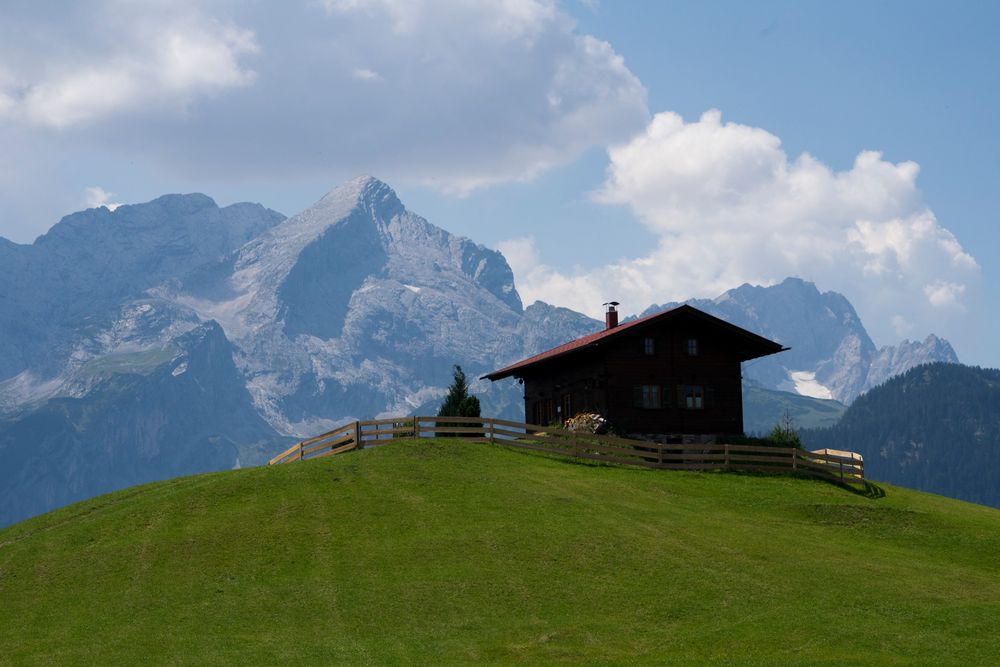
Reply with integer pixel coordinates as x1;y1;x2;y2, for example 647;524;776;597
604;302;619;330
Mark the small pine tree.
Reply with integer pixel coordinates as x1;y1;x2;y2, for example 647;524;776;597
767;410;802;448
437;365;480;436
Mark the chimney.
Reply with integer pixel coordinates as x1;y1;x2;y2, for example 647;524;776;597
603;301;619;330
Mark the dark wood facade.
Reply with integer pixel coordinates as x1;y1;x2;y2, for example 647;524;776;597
484;305;786;436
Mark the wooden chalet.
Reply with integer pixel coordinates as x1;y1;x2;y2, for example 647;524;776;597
483;303;787;436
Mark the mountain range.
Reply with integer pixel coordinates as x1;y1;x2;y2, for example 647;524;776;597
0;177;960;525
643;279;958;404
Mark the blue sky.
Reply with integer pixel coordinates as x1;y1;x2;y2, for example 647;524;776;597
1;1;997;366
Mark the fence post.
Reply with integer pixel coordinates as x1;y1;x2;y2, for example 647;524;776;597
792;448;797;471
354;420;362;449
839;460;844;483
412;415;418;439
487;419;495;443
296;442;303;461
724;443;730;469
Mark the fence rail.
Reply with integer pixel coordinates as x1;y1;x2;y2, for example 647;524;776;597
268;416;864;485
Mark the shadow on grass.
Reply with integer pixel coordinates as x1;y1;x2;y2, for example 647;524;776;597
724;468;887;499
848;480;887;500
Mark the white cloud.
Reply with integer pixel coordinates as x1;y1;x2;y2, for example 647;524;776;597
6;16;258;129
508;110;979;341
923;281;966;309
295;0;648;193
322;0;557;41
0;0;646;196
891;315;914;337
351;68;382;81
157;23;257;90
83;186;121;211
498;236;604;307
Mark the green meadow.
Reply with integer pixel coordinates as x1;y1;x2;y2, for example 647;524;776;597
2;439;999;665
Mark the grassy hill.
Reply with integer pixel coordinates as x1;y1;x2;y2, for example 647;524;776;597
2;440;1000;665
743;383;847;433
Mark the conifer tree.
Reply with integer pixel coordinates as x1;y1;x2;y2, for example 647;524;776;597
437;365;481;418
437;365;480;437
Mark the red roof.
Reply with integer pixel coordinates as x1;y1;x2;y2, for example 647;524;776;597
482;304;786;381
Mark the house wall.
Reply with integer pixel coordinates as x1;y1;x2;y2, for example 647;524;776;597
602;316;743;435
522;351;605;426
520;312;746;435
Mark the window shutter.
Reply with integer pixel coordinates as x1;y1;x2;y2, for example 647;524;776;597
677;384;685;409
706;387;716;409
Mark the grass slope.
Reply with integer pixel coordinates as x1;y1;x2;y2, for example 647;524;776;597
2;440;1000;665
743;384;847;434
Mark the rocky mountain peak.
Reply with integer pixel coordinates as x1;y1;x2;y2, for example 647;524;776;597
143;192;219;215
775;276;820;293
641;278;956;403
863;334;960;394
318;175;403;218
284;176;406;242
231;175;522;346
35;193;221;246
239;176;400;274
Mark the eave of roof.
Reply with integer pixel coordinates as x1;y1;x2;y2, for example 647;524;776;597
482;304;787;381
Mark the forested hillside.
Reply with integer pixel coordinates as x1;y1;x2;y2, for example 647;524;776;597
801;363;1000;507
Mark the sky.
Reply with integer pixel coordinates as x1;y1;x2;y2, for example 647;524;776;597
0;0;997;367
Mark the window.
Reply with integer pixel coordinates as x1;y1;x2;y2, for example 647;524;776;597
643;336;655;355
686;338;699;356
633;384;662;409
533;399;554;425
683;385;704;409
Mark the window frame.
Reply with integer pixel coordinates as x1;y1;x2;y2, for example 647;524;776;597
683;384;704;410
686;338;699;356
633;384;662;409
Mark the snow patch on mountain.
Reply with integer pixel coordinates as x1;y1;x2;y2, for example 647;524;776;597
780;370;834;400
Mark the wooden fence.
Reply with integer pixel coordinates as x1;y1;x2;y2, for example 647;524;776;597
268;416;864;485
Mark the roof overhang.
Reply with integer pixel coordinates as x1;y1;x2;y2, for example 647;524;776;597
483;304;788;381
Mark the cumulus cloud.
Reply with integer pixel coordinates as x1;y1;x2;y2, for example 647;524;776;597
286;0;649;192
0;0;646;196
923;281;966;309
508;110;979;342
83;186;121;211
322;0;557;40
498;235;603;306
0;7;258;128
